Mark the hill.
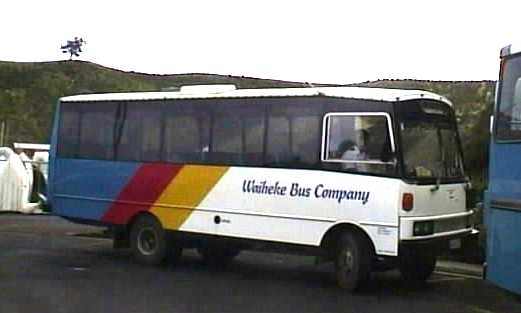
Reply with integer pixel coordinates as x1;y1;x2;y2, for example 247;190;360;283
0;61;494;191
0;60;314;146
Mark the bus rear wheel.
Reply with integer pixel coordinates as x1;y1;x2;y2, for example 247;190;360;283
399;246;436;284
334;232;371;291
130;215;181;265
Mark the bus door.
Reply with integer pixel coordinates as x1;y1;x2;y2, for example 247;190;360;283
486;47;521;295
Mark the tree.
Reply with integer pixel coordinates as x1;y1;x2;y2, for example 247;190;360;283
61;37;86;60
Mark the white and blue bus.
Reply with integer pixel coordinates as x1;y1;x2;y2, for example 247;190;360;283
48;85;475;291
485;44;521;295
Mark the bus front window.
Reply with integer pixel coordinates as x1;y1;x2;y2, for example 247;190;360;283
401;122;464;180
497;55;521;141
397;99;465;181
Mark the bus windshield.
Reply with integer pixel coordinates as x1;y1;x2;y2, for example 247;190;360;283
398;100;464;181
496;54;521;141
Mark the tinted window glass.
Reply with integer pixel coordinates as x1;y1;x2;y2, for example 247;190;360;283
58;103;80;158
117;102;162;162
266;101;322;167
116;102;140;161
266;117;290;163
163;103;210;163
292;116;320;166
210;101;265;165
57;98;325;170
78;102;117;160
213;116;242;153
141;104;162;162
244;116;265;154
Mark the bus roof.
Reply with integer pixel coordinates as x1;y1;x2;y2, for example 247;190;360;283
60;86;452;106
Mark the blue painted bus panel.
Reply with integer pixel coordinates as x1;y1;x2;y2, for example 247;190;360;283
488;144;521;199
486;207;521;295
486;142;521;295
50;159;140;220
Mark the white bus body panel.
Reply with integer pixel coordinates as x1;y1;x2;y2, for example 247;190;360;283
176;167;401;256
399;183;472;240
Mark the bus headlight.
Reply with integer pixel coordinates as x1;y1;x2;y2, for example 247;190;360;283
413;221;434;236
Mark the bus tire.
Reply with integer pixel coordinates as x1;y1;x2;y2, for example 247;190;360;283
334;232;371;291
399;246;436;283
130;215;170;266
198;244;240;267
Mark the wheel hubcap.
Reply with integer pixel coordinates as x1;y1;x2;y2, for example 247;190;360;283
137;227;158;256
342;249;354;273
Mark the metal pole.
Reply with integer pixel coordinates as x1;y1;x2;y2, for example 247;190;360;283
4;121;8;147
0;120;5;147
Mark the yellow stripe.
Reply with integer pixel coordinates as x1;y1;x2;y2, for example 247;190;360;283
150;165;228;230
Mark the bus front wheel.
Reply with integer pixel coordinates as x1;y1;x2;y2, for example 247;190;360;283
399;246;436;283
334;232;371;291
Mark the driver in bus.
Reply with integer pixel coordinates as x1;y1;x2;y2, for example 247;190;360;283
341;129;369;160
341;129;370;172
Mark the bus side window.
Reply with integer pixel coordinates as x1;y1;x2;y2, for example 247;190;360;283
163;115;203;163
140;108;162;162
114;102;162;162
212;115;242;163
291;116;320;167
266;116;290;165
243;116;265;165
211;101;265;166
159;101;210;164
78;102;117;160
116;102;141;161
58;103;80;158
323;113;395;175
266;101;322;168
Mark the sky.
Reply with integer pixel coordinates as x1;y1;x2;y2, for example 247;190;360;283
1;0;519;84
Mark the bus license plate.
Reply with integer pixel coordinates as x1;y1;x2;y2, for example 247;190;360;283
449;238;461;250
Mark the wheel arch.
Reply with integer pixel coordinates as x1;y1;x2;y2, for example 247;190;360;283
113;210;161;240
320;221;377;259
126;210;161;231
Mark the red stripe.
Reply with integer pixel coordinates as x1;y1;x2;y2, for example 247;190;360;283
101;163;183;224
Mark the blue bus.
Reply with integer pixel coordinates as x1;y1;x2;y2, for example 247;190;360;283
485;44;521;295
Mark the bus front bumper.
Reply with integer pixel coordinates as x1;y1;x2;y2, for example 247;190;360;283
400;211;474;240
399;211;478;251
